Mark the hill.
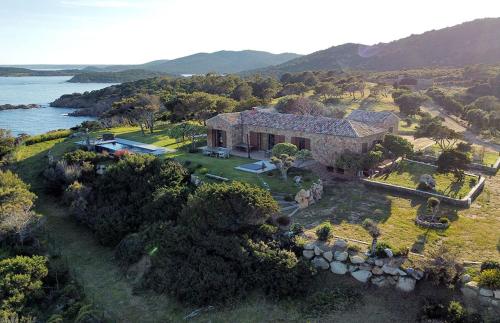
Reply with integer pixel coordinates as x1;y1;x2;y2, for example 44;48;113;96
0;67;79;76
67;69;167;83
248;18;500;75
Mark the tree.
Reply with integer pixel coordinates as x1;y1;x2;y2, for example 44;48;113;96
0;170;38;243
394;92;427;116
427;197;440;222
437;149;471;181
0;129;16;163
415;116;461;151
466;109;489;131
271;143;298;180
275;97;327;116
0;255;48;314
108;94;162;135
294;149;313;167
362;219;380;255
279;83;308;96
168;123;206;151
383;134;413;159
360;150;383;170
231;83;253;101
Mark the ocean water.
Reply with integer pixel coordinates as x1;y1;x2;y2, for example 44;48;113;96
0;76;114;135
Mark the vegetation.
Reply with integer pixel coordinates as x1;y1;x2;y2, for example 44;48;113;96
68;69;166;83
478;269;500;289
24;129;73;146
271;143;297;180
315;221;333;241
361;219;380;255
436;149;471;181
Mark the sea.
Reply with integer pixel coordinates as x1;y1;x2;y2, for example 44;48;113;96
0;76;114;135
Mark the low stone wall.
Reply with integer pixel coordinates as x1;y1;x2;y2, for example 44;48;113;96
303;239;423;292
460;281;500;314
414;216;450;229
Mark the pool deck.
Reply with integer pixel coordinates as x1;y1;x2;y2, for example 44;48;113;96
235;160;276;174
77;137;174;155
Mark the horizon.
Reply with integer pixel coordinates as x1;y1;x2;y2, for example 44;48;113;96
1;0;500;65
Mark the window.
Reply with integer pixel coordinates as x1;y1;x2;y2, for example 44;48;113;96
362;143;368;153
291;136;311;150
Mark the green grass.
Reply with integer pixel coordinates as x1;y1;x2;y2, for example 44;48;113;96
372;160;477;198
295;178;500;262
422;144;499;167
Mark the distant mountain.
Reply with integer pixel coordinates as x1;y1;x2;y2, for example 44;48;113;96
67;69;167;83
248;18;500;75
0;67;79;76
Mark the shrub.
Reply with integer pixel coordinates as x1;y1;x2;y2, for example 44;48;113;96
276;215;291;227
469;178;477;187
347;244;361;253
290;223;304;235
62;149;99;165
195;163;203;169
315;222;333;241
374;242;393;258
439;217;449;225
272;143;298;157
478;269;500;289
198;167;209;175
427;197;440;209
480;260;500;272
114;233;145;265
24;129;72;145
258;223;278;236
447;301;466;322
284;194;294;202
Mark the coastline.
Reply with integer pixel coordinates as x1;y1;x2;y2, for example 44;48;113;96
0;103;41;111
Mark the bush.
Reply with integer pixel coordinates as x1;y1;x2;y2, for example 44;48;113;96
272;143;298;157
276;215;291;227
290;223;304;235
114;233;145;265
478;269;500;289
24;129;72;145
284;194;294;202
374;242;392;258
447;301;466;322
421;299;477;323
347;244;361;254
198;167;209;175
63;149;99;165
439;217;449;225
480;260;500;272
315;222;333;241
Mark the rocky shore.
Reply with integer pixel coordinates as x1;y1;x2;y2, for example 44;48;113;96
50;86;121;117
0;104;41;111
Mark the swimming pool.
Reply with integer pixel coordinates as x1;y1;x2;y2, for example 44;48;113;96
235;160;276;174
98;142;151;154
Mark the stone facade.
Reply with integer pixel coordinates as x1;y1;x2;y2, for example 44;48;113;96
206;110;387;166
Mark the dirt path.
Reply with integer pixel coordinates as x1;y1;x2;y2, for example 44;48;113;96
37;199;179;322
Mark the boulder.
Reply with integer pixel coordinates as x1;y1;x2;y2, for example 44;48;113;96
461;287;478;299
330;261;348;275
359;263;373;271
351;270;372;283
406;268;424;280
478;296;492;306
479;288;494;297
461;274;472;284
494;290;500;299
466;281;479;291
303;250;314;259
366;257;375;265
372;266;384;275
372;276;389;288
304;242;315;250
382;264;399;275
384;248;393;258
314;246;323;256
323;251;333;262
334;251;348;261
374;259;384;267
312;256;330;270
386;276;398;285
349;255;365;264
396;277;416;292
396;269;408;276
491;299;499;307
334;239;348;249
348;265;358;272
295;189;311;209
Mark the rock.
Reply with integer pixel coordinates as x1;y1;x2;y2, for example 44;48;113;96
386;276;398;285
382;264;399;275
372;276;389;287
466;281;479;291
330;261;348;275
323;251;333;262
478;296;491;306
406;268;424;280
312;256;330;270
396;269;407;276
334;239;347;249
374;259;384;267
461;274;472;284
366;258;375;265
348;265;358;272
359;263;373;271
314;246;323;256
349;255;365;264
384;248;393;258
396;277;416;292
334;251;348;261
303;250;314;259
491;299;499;307
479;288;494;297
461;287;478;299
304;242;315;250
372;266;384;275
295;189;311;209
351;270;372;283
494;290;500;299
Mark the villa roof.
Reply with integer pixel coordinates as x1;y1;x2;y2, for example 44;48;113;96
209;110;385;138
346;110;399;124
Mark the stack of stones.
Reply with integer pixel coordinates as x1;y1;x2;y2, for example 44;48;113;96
460;276;500;312
295;180;323;209
303;238;423;292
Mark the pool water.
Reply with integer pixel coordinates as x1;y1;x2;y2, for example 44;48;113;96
98;142;150;154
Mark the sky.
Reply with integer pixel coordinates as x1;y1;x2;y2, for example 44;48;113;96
1;0;500;65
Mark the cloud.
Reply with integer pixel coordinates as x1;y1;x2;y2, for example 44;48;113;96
60;0;147;8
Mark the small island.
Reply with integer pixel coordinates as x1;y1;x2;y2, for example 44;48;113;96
0;103;41;111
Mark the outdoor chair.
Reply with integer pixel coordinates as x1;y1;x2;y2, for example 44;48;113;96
202;147;214;156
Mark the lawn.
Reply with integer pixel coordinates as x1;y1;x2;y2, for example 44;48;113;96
12;124;317;195
294;178;500;262
372;160;477;198
422;144;499;167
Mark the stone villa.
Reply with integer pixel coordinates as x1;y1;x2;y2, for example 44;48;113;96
206;109;399;166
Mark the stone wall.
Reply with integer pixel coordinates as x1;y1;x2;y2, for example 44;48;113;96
460;280;500;315
303;239;422;292
412;154;499;175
